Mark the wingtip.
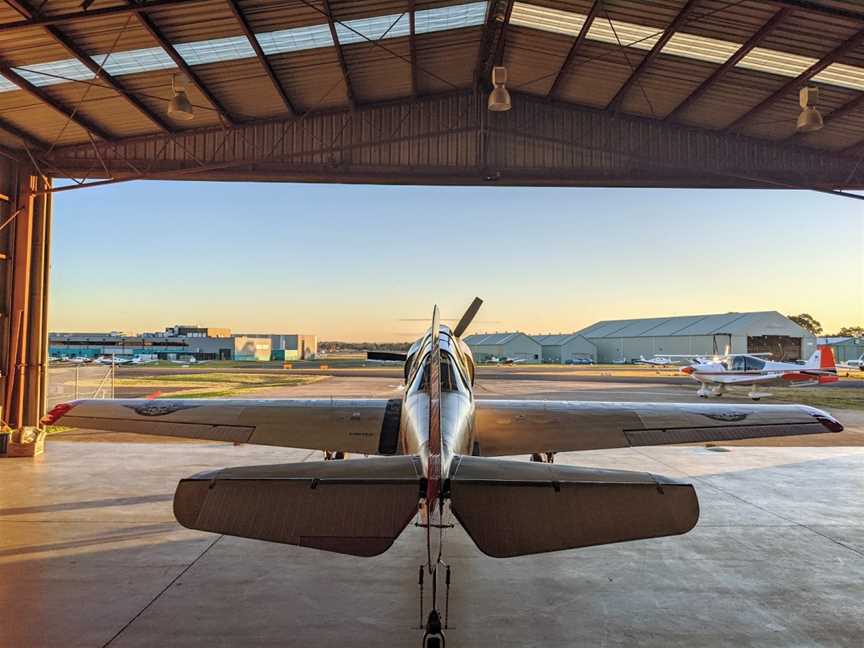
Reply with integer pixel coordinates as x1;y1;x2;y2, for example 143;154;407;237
41;401;79;425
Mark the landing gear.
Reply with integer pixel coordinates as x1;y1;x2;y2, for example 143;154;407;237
323;450;346;460
418;562;451;647
747;387;771;401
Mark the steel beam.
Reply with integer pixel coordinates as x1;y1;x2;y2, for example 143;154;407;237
606;0;698;112
133;9;236;126
548;0;601;99
225;0;295;115
666;7;791;122
409;0;417;96
725;25;864;132
37;91;864;190
5;0;172;134
322;0;356;109
474;0;514;90
0;66;115;141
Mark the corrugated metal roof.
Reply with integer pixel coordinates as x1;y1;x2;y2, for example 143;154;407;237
464;332;525;345
533;333;586;345
577;311;799;338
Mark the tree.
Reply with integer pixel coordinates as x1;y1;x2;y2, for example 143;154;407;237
787;313;823;335
835;325;864;338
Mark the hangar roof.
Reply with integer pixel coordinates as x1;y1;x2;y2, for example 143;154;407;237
533;333;593;346
464;332;535;345
577;311;807;338
3;1;864;154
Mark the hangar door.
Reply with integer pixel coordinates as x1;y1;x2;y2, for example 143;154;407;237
747;336;802;361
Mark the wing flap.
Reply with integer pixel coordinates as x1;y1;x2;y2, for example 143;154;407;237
175;456;422;557
474;401;842;455
449;456;698;558
51;398;402;455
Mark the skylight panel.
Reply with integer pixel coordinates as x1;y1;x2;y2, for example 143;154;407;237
94;47;175;76
738;47;815;78
815;62;864;92
0;77;17;92
176;35;256;66
13;58;95;87
256;23;334;55
415;1;488;35
336;13;409;44
510;3;585;37
662;32;738;65
587;17;661;50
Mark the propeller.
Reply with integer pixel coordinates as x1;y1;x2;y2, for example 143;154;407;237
452;297;483;338
367;351;408;362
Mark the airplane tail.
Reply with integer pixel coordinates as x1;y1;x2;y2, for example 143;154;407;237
805;345;837;372
448;456;698;558
173;457;422;557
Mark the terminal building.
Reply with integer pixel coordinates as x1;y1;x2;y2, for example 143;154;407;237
49;325;317;362
576;311;816;363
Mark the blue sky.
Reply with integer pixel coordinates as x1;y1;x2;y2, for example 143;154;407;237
49;181;863;340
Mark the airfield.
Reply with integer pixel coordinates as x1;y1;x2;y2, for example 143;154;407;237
3;367;863;647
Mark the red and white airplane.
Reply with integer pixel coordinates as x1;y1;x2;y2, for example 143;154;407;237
43;299;843;644
680;346;839;400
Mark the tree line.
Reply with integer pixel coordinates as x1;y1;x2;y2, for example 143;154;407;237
787;314;863;338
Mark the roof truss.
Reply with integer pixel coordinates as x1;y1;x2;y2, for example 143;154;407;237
666;7;791;123
36;91;864;193
322;0;356;109
606;0;698;112
548;0;601;99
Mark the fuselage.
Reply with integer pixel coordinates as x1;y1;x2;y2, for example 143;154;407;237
399;325;476;503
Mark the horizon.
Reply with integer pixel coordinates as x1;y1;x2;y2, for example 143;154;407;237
49;181;863;341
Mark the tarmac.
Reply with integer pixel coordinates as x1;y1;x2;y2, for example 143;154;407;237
2;375;862;647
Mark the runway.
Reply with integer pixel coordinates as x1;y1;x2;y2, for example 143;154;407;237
2;374;863;646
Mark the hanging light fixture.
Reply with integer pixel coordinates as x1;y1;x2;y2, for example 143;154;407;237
488;66;511;112
796;86;823;133
168;74;194;121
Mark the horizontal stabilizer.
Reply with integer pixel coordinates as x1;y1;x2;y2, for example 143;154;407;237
449;456;698;558
174;456;421;557
367;351;408;362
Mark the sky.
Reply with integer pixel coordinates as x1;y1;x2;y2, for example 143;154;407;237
48;181;864;341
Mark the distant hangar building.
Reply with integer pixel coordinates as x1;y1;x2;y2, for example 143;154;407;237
577;311;816;363
463;333;542;363
533;334;597;364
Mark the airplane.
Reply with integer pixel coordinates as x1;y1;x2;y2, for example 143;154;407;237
680;346;839;400
489;355;526;365
42;298;843;645
67;356;92;364
130;355;159;365
637;354;678;367
94;355;133;365
170;357;207;365
838;353;863;370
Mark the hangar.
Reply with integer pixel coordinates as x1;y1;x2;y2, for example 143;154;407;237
464;332;542;362
0;0;863;454
534;333;596;363
577;311;817;363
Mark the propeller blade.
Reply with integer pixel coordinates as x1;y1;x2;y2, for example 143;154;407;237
453;297;483;338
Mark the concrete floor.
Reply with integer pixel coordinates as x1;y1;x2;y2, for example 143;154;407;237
2;376;863;647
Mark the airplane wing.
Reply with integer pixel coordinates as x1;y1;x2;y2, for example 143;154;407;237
46;398;404;455
473;400;842;456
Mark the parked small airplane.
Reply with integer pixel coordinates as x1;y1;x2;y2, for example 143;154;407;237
838;353;864;370
170;357;207;365
131;355;159;365
680;346;838;400
489;355;526;365
94;355;133;365
637;354;678;367
44;298;842;644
